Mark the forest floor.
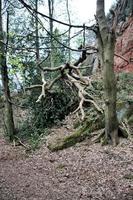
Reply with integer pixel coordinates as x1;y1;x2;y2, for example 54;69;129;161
0;113;133;200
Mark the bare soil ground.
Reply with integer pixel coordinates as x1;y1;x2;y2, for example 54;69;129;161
0;114;133;200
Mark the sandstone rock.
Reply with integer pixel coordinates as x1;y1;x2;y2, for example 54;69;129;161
114;17;133;72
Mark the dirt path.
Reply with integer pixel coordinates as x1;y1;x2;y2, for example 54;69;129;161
0;130;133;200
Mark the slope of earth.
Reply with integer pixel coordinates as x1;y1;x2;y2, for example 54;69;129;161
0;124;133;200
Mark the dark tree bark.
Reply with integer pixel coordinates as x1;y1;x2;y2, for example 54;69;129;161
0;0;15;140
48;0;54;68
35;0;40;65
96;0;118;145
66;0;71;62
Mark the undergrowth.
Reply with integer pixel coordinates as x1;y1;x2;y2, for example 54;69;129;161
17;82;78;149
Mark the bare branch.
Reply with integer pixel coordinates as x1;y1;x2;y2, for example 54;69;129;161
114;53;129;64
25;85;42;90
84;99;103;113
66;73;102;119
18;0;95;30
39;65;64;72
36;71;47;102
47;74;62;90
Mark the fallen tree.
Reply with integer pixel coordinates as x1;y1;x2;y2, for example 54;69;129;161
25;49;133;151
25;46;102;121
24;0;133;149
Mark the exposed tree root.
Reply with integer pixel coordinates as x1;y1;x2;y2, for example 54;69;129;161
13;136;30;150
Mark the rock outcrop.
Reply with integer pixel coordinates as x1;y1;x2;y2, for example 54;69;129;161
114;16;133;72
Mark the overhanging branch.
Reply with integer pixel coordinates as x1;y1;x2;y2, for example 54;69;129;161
18;0;95;30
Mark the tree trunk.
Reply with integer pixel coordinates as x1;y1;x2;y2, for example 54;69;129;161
0;0;15;140
35;0;40;65
66;0;71;62
48;0;54;68
96;0;118;145
103;35;118;145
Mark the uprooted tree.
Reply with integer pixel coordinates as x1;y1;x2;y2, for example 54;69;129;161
23;0;132;150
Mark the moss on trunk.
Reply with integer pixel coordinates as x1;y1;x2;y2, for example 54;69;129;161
47;114;104;151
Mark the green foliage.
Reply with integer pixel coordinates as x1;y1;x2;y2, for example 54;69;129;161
19;81;78;147
9;56;23;72
117;73;133;102
27;84;78;129
18;120;50;150
52;28;67;66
